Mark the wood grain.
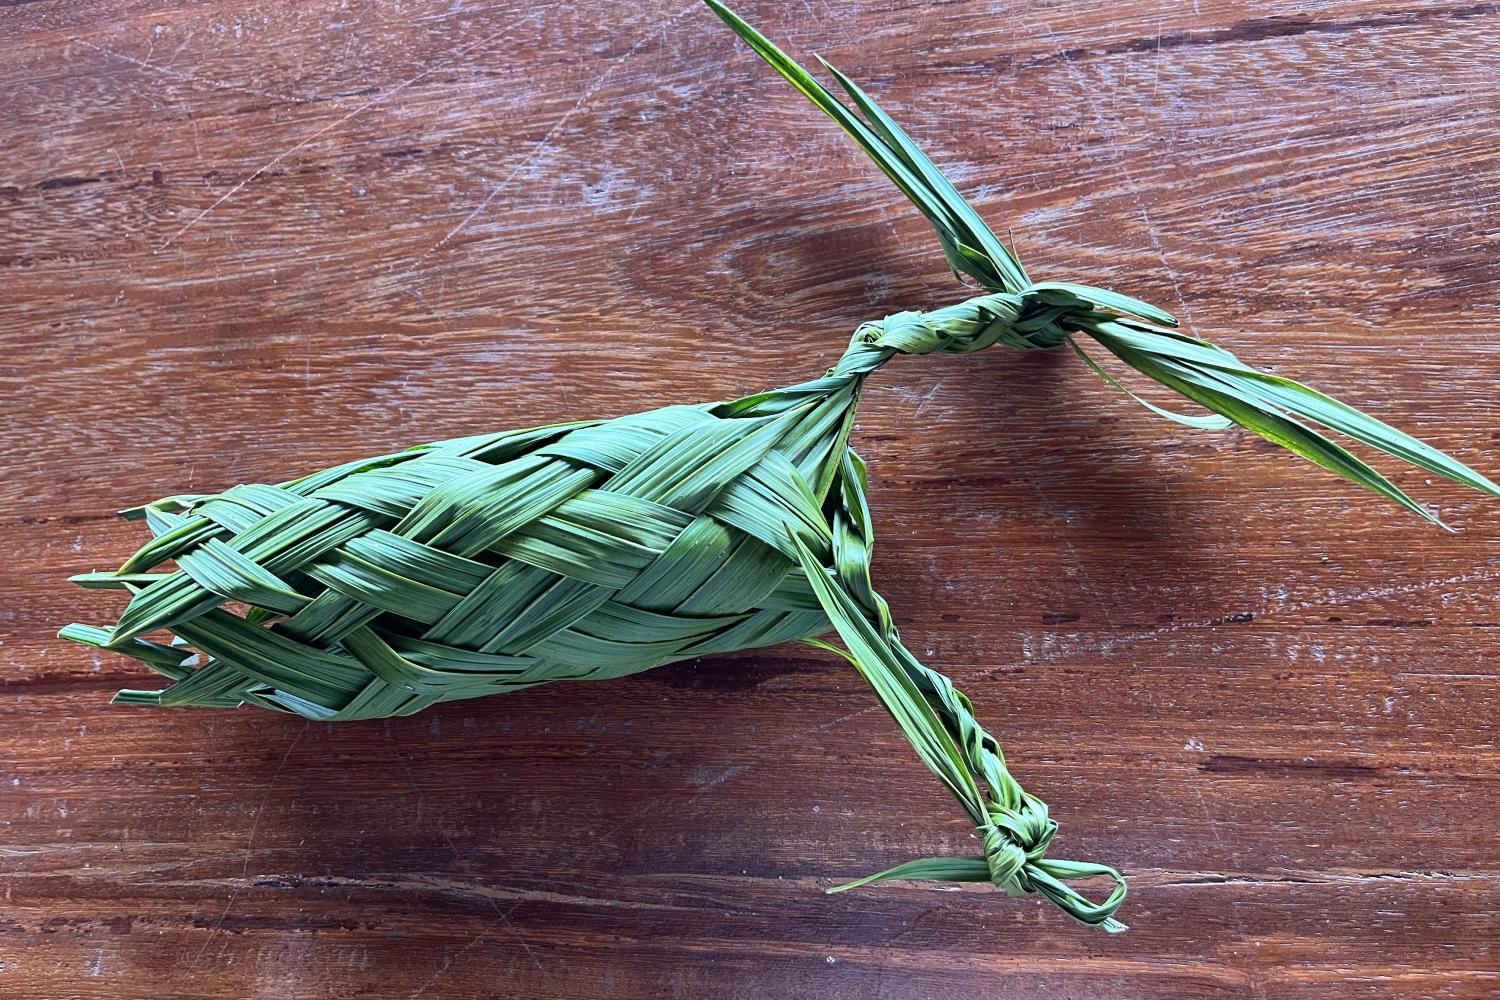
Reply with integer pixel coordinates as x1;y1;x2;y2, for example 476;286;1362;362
3;0;1499;997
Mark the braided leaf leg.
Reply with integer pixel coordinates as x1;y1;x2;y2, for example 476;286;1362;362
789;450;1127;932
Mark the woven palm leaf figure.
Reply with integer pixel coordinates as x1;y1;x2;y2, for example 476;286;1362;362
63;2;1496;933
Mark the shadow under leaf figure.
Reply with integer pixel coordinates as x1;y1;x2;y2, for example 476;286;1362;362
61;1;1497;933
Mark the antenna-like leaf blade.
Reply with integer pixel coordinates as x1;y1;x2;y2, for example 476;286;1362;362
705;0;1026;291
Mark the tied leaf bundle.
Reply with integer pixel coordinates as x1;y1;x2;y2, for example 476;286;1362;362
62;2;1495;932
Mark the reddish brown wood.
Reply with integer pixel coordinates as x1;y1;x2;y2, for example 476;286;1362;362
2;1;1499;997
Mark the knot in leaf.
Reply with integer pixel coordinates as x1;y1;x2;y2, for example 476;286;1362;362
857;292;1067;357
980;793;1057;890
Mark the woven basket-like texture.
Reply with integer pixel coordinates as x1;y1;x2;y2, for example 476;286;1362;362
82;407;836;720
72;406;838;721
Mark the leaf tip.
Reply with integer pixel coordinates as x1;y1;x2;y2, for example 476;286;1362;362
1417;502;1453;532
58;623;100;646
111;689;164;707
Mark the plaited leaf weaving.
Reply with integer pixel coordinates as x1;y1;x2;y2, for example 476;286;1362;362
61;2;1496;932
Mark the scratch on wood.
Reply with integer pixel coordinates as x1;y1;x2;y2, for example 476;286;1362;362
187;721;307;971
429;0;704;255
158;24;515;251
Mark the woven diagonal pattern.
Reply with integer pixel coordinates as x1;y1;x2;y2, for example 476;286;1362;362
72;405;836;721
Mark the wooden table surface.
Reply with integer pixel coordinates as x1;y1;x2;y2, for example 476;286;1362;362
3;1;1499;997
